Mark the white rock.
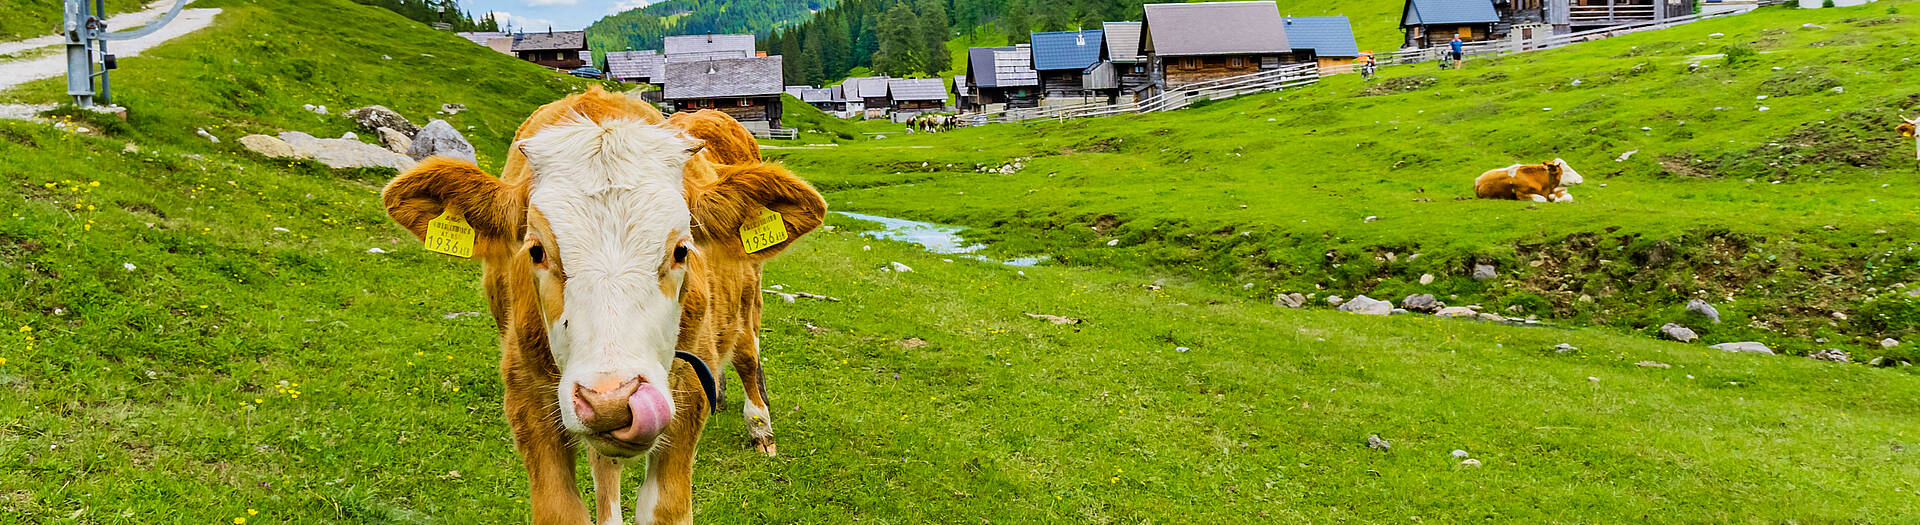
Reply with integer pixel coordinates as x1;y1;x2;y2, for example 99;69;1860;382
1435;306;1477;318
122;262;137;271
1451;450;1469;458
272;227;290;232
1710;342;1774;355
408;120;476;163
195;128;220;143
1419;273;1435;285
890;262;913;272
1338;295;1394;316
1660;323;1698;343
1461;459;1482;467
1363;216;1378;223
367;248;387;254
1106;239;1120;246
1883;338;1902;349
1686;299;1722;324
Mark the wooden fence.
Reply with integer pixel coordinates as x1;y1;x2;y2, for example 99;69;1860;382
963;63;1322;126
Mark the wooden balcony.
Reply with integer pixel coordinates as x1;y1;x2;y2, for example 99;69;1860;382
1568;4;1659;25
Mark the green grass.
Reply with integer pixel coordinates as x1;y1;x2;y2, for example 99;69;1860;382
4;0;1920;522
0;0;143;41
772;1;1920;361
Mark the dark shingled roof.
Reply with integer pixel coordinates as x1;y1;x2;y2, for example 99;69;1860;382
888;78;948;101
1102;22;1143;63
512;31;588;52
1142;1;1290;57
605;50;663;80
664;34;756;62
662;56;785;99
1282;16;1360;58
1030;30;1104;71
967;47;1014;88
1402;0;1499;26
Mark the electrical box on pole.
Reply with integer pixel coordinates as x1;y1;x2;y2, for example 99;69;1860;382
64;0;190;107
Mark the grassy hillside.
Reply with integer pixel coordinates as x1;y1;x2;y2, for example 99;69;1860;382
1;0;143;41
4;0;1920;522
771;1;1920;360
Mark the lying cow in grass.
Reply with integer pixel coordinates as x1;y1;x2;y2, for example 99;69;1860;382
1473;158;1584;202
381;86;825;524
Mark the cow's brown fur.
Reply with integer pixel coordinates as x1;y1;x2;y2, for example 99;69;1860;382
1899;121;1916;139
380;87;825;524
1473;160;1564;201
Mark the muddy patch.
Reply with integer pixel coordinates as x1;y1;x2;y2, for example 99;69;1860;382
1362;75;1438;96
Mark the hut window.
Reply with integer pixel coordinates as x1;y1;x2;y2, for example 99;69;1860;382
737;99;752;107
1230;57;1245;68
1180;58;1198;70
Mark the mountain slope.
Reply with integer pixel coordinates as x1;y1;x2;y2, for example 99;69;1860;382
587;0;833;55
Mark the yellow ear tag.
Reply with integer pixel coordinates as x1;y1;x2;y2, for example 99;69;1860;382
739;207;788;254
424;207;476;258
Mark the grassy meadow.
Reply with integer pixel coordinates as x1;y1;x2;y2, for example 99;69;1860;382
2;0;1918;522
773;0;1920;360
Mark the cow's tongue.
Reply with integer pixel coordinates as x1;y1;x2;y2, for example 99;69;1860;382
612;385;670;444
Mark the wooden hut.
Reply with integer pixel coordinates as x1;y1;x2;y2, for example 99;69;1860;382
1141;1;1297;92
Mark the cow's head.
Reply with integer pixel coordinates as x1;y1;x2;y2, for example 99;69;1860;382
1899;116;1917;138
1550;158;1582;185
383;107;822;459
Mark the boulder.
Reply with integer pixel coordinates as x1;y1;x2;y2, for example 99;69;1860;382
195;128;220;143
1883;338;1902;349
1659;323;1698;343
1327;295;1345;307
1710;341;1774;355
340;131;358;141
239;134;301;159
1402;294;1443;314
376;127;412;154
1472;264;1497;281
346;105;418;136
409;119;476;163
1686;299;1721;324
1338;295;1393;316
278;131;416;170
1807;348;1851;363
1478;313;1505;322
1435;306;1477;318
1419;273;1435;285
1273;293;1306;309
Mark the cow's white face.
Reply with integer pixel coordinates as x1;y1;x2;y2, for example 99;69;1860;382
518;115;700;458
1554;158;1584;185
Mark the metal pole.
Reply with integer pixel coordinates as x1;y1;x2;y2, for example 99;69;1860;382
96;0;111;104
65;0;95;106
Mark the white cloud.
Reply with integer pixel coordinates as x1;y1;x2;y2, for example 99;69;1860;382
523;0;578;6
486;11;558;32
608;0;654;14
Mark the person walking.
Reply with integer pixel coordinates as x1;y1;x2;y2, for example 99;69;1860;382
1448;35;1465;69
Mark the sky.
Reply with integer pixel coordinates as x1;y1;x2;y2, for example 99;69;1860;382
460;0;656;32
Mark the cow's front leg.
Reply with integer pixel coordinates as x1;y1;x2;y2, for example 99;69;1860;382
590;448;625;525
733;336;776;456
507;389;589;525
635;402;707;525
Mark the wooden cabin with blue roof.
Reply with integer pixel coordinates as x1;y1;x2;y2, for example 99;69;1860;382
1030;29;1107;99
1280;16;1361;70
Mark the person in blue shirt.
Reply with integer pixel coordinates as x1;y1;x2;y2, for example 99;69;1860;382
1448;35;1465;69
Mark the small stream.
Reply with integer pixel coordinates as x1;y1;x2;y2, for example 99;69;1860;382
834;211;1049;267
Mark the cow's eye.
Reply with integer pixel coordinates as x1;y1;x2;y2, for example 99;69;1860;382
529;245;546;264
672;245;689;264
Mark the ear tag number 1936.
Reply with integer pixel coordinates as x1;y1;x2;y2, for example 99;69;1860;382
740;207;787;254
425;207;476;258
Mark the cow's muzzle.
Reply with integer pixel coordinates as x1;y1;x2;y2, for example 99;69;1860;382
573;376;672;451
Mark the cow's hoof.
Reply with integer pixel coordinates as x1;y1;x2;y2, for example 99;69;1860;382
752;437;778;457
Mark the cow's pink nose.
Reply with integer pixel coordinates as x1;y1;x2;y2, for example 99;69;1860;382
573;376;672;444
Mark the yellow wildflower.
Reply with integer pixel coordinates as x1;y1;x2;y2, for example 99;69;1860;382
247;509;258;516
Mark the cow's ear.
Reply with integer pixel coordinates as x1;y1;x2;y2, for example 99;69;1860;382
381;157;523;258
689;162;826;260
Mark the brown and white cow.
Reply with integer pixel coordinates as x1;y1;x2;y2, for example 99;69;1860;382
381;86;824;524
1473;158;1583;203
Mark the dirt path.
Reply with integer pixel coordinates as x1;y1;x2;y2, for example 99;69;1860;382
0;0;220;94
